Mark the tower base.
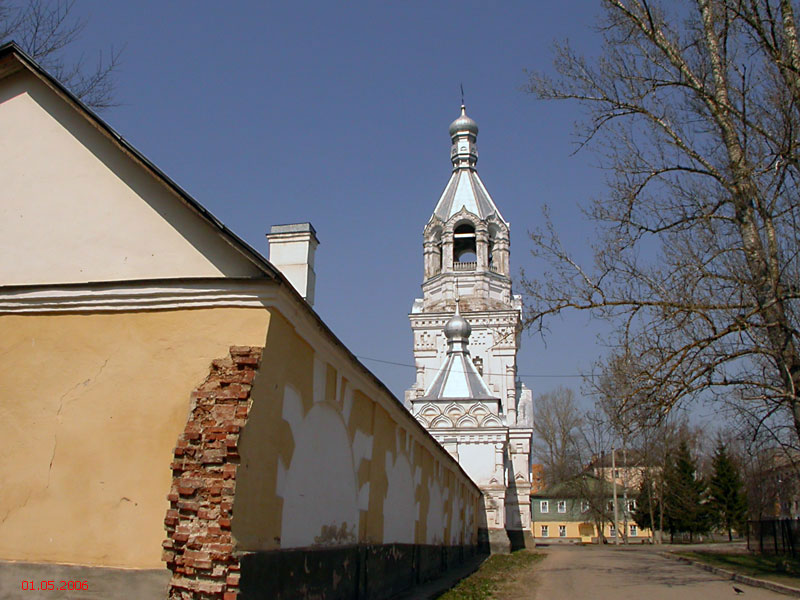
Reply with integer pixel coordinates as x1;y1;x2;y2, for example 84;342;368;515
506;528;536;551
478;528;511;554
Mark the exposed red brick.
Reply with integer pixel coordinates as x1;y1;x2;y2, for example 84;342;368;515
164;346;262;599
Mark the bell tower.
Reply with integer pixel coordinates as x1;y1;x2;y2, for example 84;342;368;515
406;105;533;551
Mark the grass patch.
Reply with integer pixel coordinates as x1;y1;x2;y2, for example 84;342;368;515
676;550;800;588
436;550;545;600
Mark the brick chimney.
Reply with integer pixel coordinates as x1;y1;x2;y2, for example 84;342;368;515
266;223;319;306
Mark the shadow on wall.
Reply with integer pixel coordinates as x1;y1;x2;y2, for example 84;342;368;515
505;474;526;552
239;543;479;600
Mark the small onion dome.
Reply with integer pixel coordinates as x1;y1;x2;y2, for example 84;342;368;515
449;104;478;137
444;308;471;340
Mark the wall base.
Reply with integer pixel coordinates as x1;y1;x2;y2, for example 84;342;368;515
0;561;170;600
239;543;480;600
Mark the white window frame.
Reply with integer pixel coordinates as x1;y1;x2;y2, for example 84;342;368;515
630;525;638;537
557;500;566;513
559;525;567;537
540;500;549;513
610;525;617;537
581;501;590;513
541;525;549;537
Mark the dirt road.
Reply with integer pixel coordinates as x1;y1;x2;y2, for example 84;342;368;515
503;545;790;600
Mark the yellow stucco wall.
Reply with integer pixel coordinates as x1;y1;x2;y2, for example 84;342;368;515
0;301;479;569
233;309;480;551
0;308;270;568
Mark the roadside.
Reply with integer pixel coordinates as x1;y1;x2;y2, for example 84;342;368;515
522;544;791;599
665;550;800;597
434;550;545;600
428;542;800;599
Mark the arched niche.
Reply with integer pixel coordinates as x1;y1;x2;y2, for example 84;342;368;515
423;221;444;278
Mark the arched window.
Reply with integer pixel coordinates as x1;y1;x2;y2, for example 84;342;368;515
453;223;476;266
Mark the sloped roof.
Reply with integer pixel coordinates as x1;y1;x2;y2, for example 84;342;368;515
531;473;637;499
432;169;506;223
0;41;280;282
422;350;496;400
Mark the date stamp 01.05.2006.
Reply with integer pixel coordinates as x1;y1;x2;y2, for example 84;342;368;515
20;580;88;592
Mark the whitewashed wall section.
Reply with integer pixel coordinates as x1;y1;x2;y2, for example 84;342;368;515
276;355;477;549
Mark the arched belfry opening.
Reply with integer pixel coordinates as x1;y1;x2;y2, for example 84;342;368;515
453;222;477;268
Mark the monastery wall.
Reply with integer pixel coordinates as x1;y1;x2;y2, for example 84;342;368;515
0;294;480;599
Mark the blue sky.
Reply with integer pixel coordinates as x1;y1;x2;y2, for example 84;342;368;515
63;1;616;408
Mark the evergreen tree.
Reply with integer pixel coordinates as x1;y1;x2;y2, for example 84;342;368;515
708;443;748;541
633;472;659;532
663;441;709;542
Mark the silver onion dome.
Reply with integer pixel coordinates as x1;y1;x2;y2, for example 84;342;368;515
444;304;471;340
448;105;478;137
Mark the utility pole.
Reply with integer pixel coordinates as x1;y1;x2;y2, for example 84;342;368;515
622;445;629;545
612;446;620;546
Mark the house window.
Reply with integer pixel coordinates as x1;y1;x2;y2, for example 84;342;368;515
557;500;566;513
581;501;590;513
630;525;638;537
614;469;620;478
540;501;549;513
559;525;566;537
610;525;616;537
627;499;637;512
541;525;549;537
607;501;614;511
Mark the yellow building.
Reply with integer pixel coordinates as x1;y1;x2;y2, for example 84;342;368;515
0;42;480;598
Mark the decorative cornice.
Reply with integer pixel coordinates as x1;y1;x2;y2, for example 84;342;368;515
0;278;281;313
428;429;509;444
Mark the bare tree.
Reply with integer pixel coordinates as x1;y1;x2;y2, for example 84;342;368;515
524;0;800;449
572;407;616;542
532;387;584;485
590;350;710;542
1;0;121;109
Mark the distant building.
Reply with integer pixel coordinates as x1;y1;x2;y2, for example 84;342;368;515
748;448;800;520
589;449;657;490
531;474;651;544
406;105;534;552
531;463;546;493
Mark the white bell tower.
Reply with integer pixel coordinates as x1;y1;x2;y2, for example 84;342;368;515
406;105;534;552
